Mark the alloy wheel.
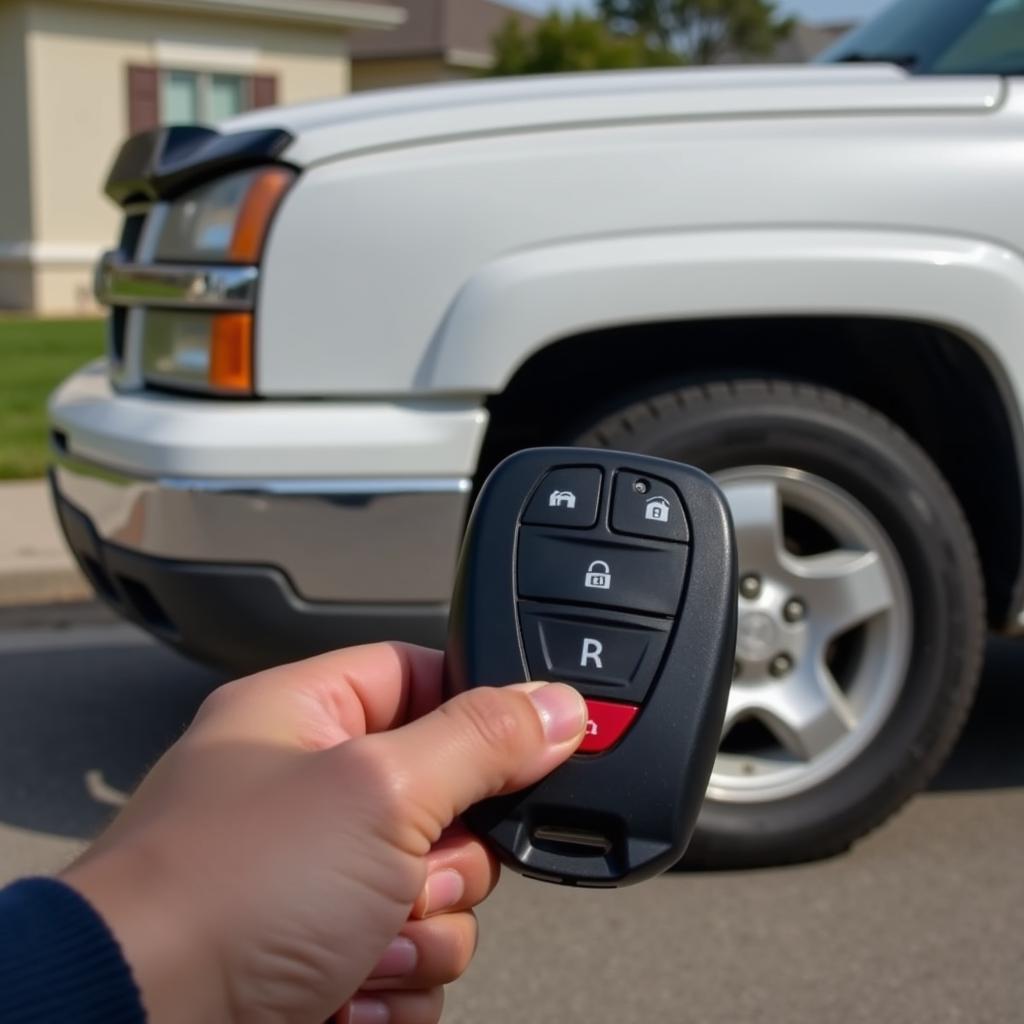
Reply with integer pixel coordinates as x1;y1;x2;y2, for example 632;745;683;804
707;466;912;803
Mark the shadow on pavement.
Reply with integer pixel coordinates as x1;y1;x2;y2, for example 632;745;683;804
0;635;222;840
929;637;1024;792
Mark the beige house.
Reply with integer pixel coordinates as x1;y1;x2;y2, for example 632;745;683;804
0;0;404;313
349;0;536;90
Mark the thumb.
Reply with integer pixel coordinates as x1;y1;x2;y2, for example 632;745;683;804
366;683;586;838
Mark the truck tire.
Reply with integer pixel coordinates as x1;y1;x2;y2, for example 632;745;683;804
574;379;985;868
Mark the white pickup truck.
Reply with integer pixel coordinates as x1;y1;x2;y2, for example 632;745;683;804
49;0;1024;867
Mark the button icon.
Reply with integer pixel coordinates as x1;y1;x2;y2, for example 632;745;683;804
548;489;577;509
645;496;671;522
585;718;599;736
580;637;604;669
584;560;611;590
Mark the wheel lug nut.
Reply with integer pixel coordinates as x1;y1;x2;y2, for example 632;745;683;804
769;653;793;678
783;598;806;623
740;574;761;600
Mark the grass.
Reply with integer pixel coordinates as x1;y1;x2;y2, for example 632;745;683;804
0;317;105;479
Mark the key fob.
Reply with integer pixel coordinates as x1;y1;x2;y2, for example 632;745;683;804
444;447;738;887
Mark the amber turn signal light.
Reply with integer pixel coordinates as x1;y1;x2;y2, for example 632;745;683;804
228;166;295;263
209;312;253;394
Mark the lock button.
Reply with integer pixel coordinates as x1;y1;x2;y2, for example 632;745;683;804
516;527;686;616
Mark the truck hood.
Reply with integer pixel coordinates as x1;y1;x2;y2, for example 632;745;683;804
221;64;1003;168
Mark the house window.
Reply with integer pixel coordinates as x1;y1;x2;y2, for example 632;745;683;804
161;70;248;124
127;65;277;134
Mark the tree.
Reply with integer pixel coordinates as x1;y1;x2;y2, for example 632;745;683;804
598;0;794;65
489;12;681;77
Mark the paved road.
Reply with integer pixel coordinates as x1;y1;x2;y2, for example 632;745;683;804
1;607;1022;1023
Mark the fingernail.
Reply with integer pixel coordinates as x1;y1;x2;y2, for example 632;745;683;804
422;868;464;915
368;936;418;979
528;683;587;744
348;997;389;1024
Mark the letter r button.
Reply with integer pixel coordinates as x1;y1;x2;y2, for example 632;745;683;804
520;613;669;703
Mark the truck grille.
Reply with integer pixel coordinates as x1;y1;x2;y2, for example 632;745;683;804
119;212;146;258
107;211;148;379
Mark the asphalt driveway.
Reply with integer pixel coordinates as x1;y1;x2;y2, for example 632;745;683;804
1;607;1021;1023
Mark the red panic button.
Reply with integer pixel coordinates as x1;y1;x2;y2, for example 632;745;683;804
578;699;640;753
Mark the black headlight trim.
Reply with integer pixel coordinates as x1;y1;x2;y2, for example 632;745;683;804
105;125;294;207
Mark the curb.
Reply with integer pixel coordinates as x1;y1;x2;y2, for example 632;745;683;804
0;478;93;607
0;566;92;608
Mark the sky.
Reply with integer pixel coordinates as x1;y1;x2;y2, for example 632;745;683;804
510;0;892;26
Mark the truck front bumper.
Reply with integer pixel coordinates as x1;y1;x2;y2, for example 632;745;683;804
48;363;487;671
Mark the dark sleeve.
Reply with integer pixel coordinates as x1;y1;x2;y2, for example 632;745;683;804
0;876;146;1023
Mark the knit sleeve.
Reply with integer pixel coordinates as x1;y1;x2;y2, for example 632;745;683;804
0;876;146;1023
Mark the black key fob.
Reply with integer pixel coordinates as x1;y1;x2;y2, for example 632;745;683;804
443;447;737;887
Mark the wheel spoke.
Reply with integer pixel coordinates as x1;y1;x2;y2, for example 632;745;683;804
742;665;856;762
724;479;785;573
721;681;761;738
789;548;894;639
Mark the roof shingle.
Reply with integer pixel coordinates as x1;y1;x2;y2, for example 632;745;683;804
348;0;537;61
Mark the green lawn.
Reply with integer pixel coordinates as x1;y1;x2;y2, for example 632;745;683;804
0;317;105;479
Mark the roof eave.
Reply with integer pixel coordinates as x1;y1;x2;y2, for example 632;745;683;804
73;0;406;31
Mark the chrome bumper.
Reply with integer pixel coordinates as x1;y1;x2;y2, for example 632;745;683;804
52;453;471;604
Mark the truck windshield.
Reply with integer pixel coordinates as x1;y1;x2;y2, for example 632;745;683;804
819;0;1024;75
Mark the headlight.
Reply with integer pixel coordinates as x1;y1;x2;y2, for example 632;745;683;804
138;164;293;395
142;310;253;395
154;165;294;264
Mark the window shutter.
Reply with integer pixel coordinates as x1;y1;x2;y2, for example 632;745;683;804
127;65;160;135
250;75;277;109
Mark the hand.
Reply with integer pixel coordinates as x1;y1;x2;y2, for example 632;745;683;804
62;643;586;1024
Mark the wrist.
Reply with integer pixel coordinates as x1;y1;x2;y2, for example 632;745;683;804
62;844;231;1024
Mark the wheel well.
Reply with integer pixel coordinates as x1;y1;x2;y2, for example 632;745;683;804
479;316;1023;628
